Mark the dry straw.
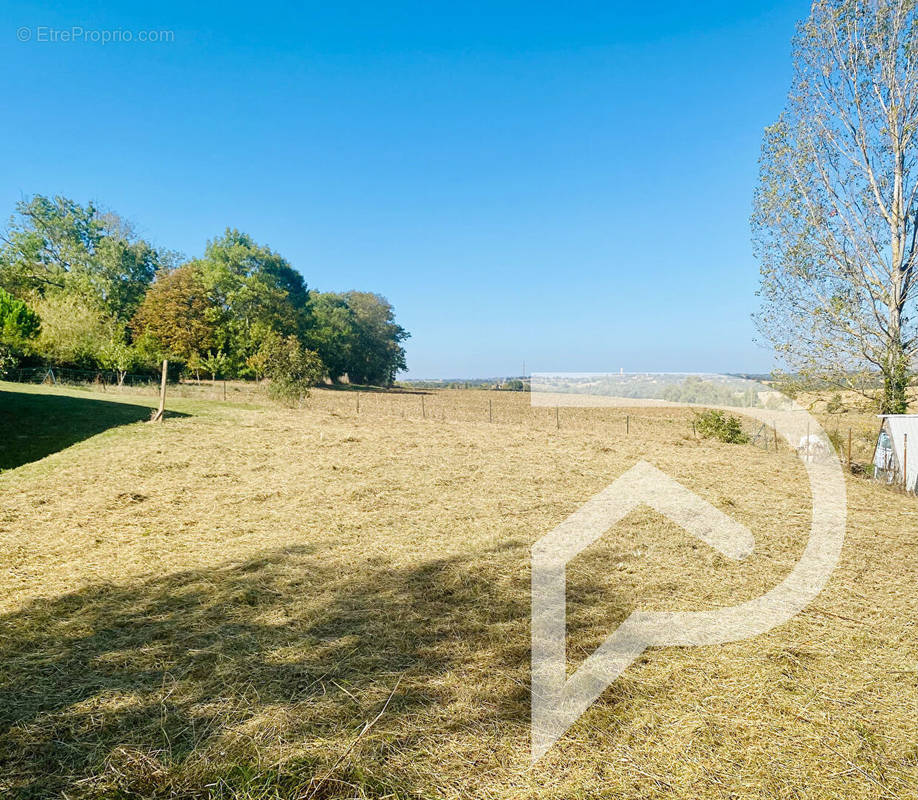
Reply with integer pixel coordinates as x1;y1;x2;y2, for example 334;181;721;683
0;382;914;798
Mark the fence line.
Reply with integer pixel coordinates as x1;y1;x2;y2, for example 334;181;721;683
6;365;163;389
5;368;882;464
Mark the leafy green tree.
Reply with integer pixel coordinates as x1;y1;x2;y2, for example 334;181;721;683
0;195;173;323
194;229;311;375
306;292;356;380
130;264;218;364
201;349;229;382
131;331;167;372
341;291;408;385
92;214;175;322
97;336;138;386
0;195;98;293
30;294;113;368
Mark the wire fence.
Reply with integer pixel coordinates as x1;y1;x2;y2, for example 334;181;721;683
2;366;885;467
6;365;164;389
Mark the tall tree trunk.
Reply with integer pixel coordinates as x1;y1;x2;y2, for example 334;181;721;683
883;311;909;413
885;127;911;414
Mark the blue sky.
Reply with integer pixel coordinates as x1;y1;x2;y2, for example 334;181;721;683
2;1;806;378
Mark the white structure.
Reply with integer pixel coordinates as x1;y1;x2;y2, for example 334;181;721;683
873;415;918;492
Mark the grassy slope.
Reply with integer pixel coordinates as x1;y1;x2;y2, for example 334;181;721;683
0;383;915;798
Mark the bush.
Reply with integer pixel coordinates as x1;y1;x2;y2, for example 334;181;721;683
262;335;324;405
825;392;845;414
694;409;749;444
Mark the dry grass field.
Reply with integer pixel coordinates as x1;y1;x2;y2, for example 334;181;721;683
0;381;916;799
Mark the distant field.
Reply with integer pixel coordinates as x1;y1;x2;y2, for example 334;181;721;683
0;382;915;798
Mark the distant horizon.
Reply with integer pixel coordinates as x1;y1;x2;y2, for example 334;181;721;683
398;370;775;383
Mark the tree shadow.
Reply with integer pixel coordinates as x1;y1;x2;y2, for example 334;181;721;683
0;387;183;471
0;542;574;798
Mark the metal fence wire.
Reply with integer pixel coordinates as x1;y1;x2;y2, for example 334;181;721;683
5;366;162;389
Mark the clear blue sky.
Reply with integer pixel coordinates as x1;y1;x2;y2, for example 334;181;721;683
2;1;806;378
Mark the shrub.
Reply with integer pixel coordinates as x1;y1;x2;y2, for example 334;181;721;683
825;392;845;414
262;335;324;405
694;409;750;444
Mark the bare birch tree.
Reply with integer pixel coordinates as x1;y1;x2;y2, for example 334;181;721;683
754;0;918;412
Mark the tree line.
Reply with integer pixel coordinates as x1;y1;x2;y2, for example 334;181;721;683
0;195;409;393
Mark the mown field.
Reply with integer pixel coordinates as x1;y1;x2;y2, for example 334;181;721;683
0;382;915;799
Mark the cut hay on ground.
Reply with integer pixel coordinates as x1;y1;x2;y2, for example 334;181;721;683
0;382;915;798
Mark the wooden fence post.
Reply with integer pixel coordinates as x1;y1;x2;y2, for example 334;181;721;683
626;415;630;435
555;406;559;429
847;428;852;471
489;399;492;423
150;359;167;422
421;395;426;419
356;393;360;415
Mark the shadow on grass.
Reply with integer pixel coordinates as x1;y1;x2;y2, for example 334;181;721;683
0;387;183;471
0;542;585;798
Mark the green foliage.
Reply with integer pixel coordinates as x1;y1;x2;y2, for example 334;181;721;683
1;197;411;383
261;334;324;405
130;264;218;362
201;349;229;381
97;337;139;385
881;352;910;415
30;294;114;368
0;288;40;347
130;331;167;372
306;291;408;385
694;409;750;444
825;392;845;415
306;292;355;380
827;427;846;456
194;229;311;375
0;195;173;323
344;291;408;385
